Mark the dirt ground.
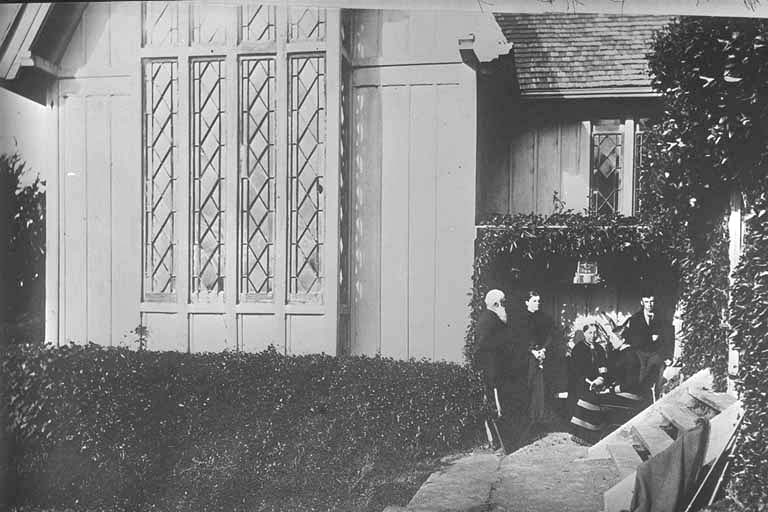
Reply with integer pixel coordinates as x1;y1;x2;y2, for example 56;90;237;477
490;432;622;512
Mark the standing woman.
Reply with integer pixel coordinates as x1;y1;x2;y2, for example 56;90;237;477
522;291;554;425
569;323;608;445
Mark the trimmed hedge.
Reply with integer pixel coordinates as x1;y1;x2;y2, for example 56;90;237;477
1;344;488;511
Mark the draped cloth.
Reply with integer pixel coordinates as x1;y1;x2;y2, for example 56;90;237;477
630;419;710;512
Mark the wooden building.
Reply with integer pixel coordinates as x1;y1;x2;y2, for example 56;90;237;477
0;3;670;361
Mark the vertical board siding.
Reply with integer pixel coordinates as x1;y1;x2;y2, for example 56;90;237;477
85;96;111;344
434;81;474;362
407;84;438;360
379;11;409;58
350;86;382;355
84;2;111;71
510;130;535;214
536;124;561;214
60;2;139;77
110;93;141;346
349;64;475;362
379;85;410;360
560;121;588;212
62;95;86;343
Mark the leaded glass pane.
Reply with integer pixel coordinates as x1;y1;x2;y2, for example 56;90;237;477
190;58;226;301
142;1;179;47
634;131;645;215
241;4;276;43
288;55;326;301
142;59;178;298
191;3;236;46
338;60;350;307
288;8;326;42
239;57;275;299
590;133;623;215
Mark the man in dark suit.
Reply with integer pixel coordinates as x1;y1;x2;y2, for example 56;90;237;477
623;289;673;399
476;289;509;416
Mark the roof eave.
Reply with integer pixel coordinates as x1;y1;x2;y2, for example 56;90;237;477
520;86;660;99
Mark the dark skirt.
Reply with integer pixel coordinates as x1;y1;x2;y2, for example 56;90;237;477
528;358;547;422
569;388;604;443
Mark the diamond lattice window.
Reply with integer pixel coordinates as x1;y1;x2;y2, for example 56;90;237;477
288;55;326;301
142;1;179;47
190;58;226;301
142;59;178;298
239;57;276;299
241;4;276;43
191;3;236;46
590;133;623;215
288;8;326;42
338;59;350;307
139;2;330;312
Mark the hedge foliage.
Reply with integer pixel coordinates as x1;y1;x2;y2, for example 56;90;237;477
1;344;487;511
1;153;45;345
674;222;730;391
642;16;768;507
730;186;768;508
466;210;674;364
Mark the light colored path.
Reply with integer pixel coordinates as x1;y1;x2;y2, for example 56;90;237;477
490;432;621;512
384;432;621;512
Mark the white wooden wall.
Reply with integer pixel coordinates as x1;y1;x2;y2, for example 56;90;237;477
478;103;647;218
347;10;483;362
56;2;142;347
52;2;341;354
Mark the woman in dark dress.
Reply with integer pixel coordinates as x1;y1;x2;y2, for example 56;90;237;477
568;323;609;445
601;329;650;427
521;291;554;424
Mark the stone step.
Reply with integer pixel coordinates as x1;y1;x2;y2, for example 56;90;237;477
631;414;674;457
603;397;742;512
657;400;701;433
606;443;644;479
688;386;737;413
586;369;713;460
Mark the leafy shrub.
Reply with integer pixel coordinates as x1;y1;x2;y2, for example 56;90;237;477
0;153;45;346
730;186;768;509
466;210;674;365
1;344;487;511
642;16;768;507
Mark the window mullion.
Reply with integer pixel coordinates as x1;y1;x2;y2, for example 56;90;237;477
224;51;238;346
274;6;289;352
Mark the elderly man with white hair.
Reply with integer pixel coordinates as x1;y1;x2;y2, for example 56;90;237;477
475;289;510;417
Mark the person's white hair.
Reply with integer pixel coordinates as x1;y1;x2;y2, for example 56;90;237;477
484;289;504;308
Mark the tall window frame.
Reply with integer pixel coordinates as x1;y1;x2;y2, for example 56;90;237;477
139;2;341;352
588;118;641;217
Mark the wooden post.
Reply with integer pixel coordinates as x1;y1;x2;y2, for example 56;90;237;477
727;189;743;397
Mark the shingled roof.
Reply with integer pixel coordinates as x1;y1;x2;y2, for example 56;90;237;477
494;13;671;97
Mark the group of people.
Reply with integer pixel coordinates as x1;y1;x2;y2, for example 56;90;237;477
476;288;674;447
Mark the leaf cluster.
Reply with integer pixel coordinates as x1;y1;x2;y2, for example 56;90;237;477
1;153;45;345
0;343;487;512
465;210;674;364
729;184;768;508
642;16;768;506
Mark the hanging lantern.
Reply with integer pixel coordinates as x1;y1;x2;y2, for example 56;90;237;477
573;261;602;285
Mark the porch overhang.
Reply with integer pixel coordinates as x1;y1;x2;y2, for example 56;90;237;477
520;86;661;100
0;2;85;103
